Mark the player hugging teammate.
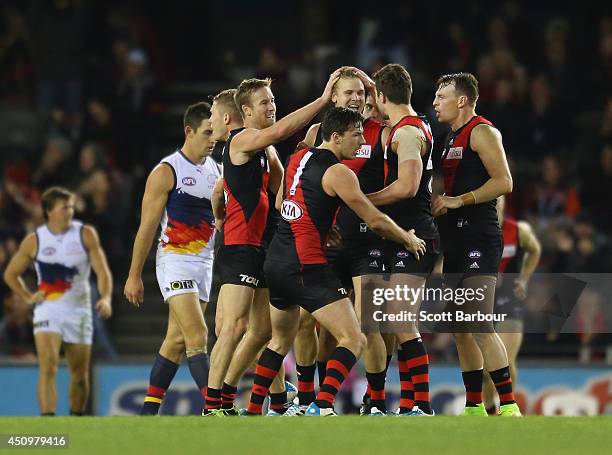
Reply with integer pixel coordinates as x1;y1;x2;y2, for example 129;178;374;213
122;65;522;417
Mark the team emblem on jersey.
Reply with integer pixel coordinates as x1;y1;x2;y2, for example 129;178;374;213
281;200;303;221
446;147;463;160
369;249;381;257
355;144;372;159
182;177;196;186
207;174;217;184
360;223;368;233
468;250;481;259
42;247;56;256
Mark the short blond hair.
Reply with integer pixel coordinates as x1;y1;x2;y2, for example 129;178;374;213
234;78;272;117
213;89;241;121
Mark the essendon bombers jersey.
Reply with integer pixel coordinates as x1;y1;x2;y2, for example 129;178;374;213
315;117;386;239
499;218;524;273
384;115;438;238
222;128;270;246
267;148;340;265
441;115;498;228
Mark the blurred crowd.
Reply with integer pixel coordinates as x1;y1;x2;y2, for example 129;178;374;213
1;0;610;361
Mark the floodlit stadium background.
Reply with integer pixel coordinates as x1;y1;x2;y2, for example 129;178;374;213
1;0;611;416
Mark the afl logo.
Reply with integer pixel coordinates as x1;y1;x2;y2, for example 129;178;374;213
182;177;196;186
468;250;481;259
42;247;56;256
281;200;303;221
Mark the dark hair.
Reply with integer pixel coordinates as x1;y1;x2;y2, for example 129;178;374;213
183;101;211;132
41;187;74;220
436;73;479;105
212;89;241;121
235;78;272;118
372;63;412;105
321;107;364;141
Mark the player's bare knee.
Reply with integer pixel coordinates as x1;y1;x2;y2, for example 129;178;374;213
245;327;271;347
39;359;59;378
453;332;474;346
472;331;496;348
71;372;89;388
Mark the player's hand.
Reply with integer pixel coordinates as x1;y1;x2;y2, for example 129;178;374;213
96;297;113;319
26;291;45;305
295;141;310;152
320;68;344;103
214;217;225;231
325;225;343;248
352;68;376;93
124;275;144;307
402;229;426;260
432;194;458;217
514;278;528;300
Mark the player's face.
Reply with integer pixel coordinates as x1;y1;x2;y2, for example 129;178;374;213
248;86;276;128
332;78;366;112
189;118;215;157
338;123;366;160
363;94;383;122
210;101;228;142
433;83;460;124
48;197;75;226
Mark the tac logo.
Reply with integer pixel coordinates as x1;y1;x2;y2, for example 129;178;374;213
240;274;259;286
369;249;382;257
446;147;463;160
169;280;195;290
468;251;481;259
281;200;303;221
360;223;368;233
42;247;56;256
182;177;196;186
396;250;410;258
355;145;372;159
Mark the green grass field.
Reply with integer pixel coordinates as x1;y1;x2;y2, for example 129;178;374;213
2;417;612;454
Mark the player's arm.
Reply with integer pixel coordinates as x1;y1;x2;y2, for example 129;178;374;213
267;146;284;195
368;126;424;205
323;164;426;259
82;225;113;319
211;176;225;231
514;220;542;299
124;164;173;306
3;233;44;305
433;124;512;216
230;69;343;155
301;123;321;148
275;175;285;211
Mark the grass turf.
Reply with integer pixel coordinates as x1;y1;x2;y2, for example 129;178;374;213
2;416;611;455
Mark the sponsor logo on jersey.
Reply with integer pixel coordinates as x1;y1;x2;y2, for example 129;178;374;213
457;218;469;228
338;287;348;295
355;144;372;159
42;247;56;256
446;147;463;160
396;250;410;258
182;177;196;186
369;260;379;267
169;280;195;290
469;262;480;269
260;156;266;168
281;200;303;221
468;250;482;259
360;223;368;233
34;320;49;329
369;249;382;257
395;261;405;268
240;274;260;286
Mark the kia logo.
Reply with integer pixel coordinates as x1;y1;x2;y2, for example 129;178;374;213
281;200;303;221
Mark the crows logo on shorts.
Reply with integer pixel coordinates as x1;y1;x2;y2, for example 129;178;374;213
36;261;78;300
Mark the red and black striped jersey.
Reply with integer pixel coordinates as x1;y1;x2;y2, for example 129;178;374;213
384;115;438;238
499;218;524;273
441;115;498;228
267;148;340;265
222;128;270;246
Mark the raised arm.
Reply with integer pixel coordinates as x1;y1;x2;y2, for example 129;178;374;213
124;163;174;306
322;164;425;258
368;126;424;206
3;233;43;305
83;225;113;319
230;69;343;154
